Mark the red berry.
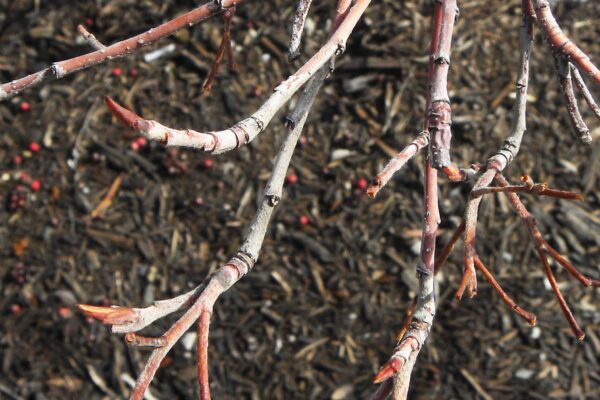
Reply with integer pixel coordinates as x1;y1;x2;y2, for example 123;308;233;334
85;18;94;26
357;178;368;190
299;215;309;226
195;197;204;206
31;180;41;191
202;159;214;169
29;142;41;152
136;137;147;147
129;68;139;78
286;174;298;185
58;306;73;319
112;67;123;77
130;141;140;151
10;304;22;314
13;155;23;165
19;102;30;112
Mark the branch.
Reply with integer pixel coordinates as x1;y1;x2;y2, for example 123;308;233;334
0;0;245;101
203;6;236;92
571;63;600;121
427;0;459;170
495;174;599;340
554;53;591;144
532;0;600;87
104;0;371;154
367;131;429;198
456;12;534;299
77;25;106;50
289;0;314;60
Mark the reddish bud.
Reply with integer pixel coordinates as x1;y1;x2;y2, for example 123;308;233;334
58;306;73;319
373;358;403;384
357;178;368;190
299;215;309;226
77;304;138;325
30;180;41;191
19;102;31;112
286;174;298;185
112;67;123;77
202;159;214;169
29;142;41;153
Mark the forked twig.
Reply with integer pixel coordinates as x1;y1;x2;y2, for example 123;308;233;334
203;6;236;92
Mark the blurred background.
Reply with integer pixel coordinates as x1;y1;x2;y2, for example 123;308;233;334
0;0;599;399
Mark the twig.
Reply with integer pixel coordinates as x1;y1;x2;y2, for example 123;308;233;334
0;0;245;101
427;0;458;170
104;0;371;155
571;63;600;121
457;12;534;300
77;25;106;50
203;6;236;92
367;132;429;198
473;256;537;325
289;0;314;60
494;174;596;340
532;0;600;87
554;53;591;144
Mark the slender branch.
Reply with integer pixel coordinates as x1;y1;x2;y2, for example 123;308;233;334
554;53;591;144
428;0;458;170
198;311;211;400
203;6;236;92
0;0;245;101
77;25;106;50
457;13;534;300
105;0;371;155
571;63;600;121
473;256;537;325
367;132;429;198
470;179;583;201
494;174;595;340
289;0;314;60
532;0;600;87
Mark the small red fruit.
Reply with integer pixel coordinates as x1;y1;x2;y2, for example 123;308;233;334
29;142;41;152
58;306;73;319
13;155;23;165
202;159;214;169
286;174;298;185
30;180;41;191
130;141;140;151
357;178;368;190
112;67;123;77
129;68;139;78
19;102;31;112
299;215;309;226
10;304;22;314
136;137;147;147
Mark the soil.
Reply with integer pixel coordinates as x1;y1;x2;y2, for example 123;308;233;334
1;1;599;399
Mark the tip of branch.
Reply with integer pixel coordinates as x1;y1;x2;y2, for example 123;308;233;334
366;178;382;198
104;96;147;131
372;358;403;384
77;304;138;325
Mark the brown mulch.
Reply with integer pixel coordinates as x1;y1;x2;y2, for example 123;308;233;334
1;0;599;399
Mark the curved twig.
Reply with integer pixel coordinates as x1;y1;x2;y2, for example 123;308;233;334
105;0;371;155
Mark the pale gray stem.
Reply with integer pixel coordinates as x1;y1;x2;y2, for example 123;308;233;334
289;0;314;60
571;63;600;121
78;25;106;50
